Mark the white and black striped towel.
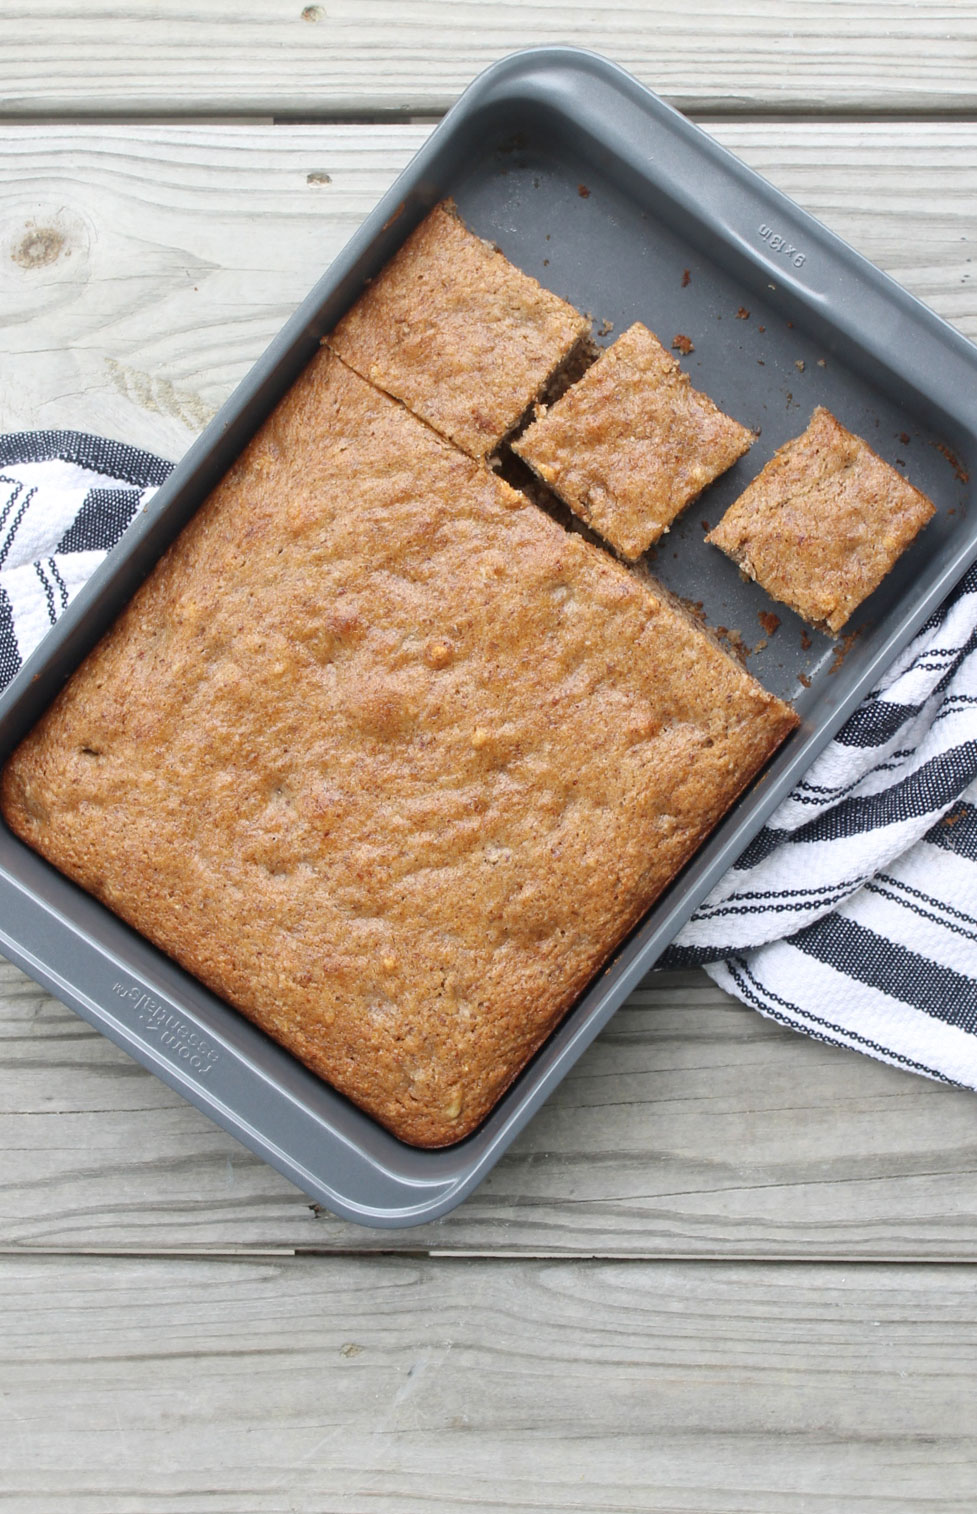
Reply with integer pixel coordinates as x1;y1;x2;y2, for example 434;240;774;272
0;431;170;690
2;430;976;1089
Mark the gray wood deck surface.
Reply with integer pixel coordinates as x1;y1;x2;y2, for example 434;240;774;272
2;7;976;1509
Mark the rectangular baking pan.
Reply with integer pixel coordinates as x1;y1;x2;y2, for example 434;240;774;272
2;48;975;1226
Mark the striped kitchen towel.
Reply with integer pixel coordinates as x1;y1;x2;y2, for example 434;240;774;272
3;429;977;1090
0;430;171;689
662;564;977;1087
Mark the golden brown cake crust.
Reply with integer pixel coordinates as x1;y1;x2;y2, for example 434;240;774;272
1;351;797;1147
512;322;754;560
327;199;590;459
706;406;937;634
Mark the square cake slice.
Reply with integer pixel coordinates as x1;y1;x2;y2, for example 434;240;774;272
1;351;797;1149
706;406;937;634
512;322;754;560
327;199;590;459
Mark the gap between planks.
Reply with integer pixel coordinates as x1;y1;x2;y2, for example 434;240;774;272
5;1247;977;1264
5;107;977;127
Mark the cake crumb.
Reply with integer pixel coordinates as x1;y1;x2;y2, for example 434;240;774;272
381;201;406;232
672;333;694;355
757;610;781;636
715;626;750;664
817;358;827;368
798;672;812;688
682;268;691;287
597;318;614;337
932;440;969;484
795;360;805;372
736;306;750;320
800;628;813;651
829;630;859;674
578;184;591;198
899;431;911;445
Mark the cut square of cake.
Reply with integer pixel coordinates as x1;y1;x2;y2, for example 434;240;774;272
327;199;590;459
513;321;754;560
706;406;937;634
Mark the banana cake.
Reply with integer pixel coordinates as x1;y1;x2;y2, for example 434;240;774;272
513;322;754;560
1;350;797;1147
706;406;937;634
327;199;590;459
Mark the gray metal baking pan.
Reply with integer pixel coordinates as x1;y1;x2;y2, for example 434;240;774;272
1;48;975;1227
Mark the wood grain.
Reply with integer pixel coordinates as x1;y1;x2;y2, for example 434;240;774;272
1;121;975;461
3;33;976;1511
1;1;976;117
2;1251;976;1512
5;956;977;1259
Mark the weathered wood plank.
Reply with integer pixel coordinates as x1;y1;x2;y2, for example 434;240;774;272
2;1252;975;1511
5;955;977;1258
1;1;976;117
1;120;975;462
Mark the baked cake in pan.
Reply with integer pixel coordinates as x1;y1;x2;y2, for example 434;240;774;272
0;349;797;1146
